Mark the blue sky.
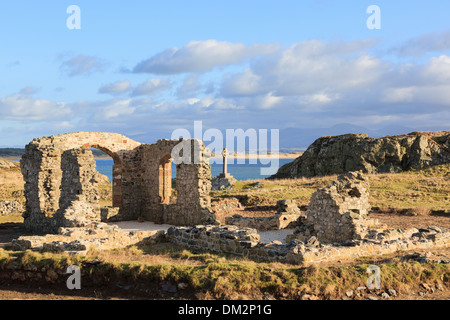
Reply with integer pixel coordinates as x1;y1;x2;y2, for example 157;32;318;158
0;0;449;147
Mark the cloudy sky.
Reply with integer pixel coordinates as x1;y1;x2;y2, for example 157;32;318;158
0;0;449;148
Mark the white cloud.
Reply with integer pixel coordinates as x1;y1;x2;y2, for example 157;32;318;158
131;78;172;97
95;99;136;120
176;75;203;98
132;40;279;74
221;40;385;99
98;80;131;94
221;69;267;97
394;30;450;56
60;55;106;76
0;94;71;121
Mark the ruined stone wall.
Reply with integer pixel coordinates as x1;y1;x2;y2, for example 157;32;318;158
52;148;101;230
21;132;216;233
168;225;450;265
139;139;216;226
304;171;376;244
225;200;303;231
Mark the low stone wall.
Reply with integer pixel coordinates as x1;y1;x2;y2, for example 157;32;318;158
167;225;450;265
6;222;165;255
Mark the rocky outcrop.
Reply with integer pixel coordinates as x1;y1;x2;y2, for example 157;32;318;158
271;131;450;179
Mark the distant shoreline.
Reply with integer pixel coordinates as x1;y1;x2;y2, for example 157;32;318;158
4;153;300;162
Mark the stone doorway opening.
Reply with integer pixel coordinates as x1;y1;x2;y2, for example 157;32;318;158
158;154;177;204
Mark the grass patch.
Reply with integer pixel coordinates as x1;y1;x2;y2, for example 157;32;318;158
1;247;449;299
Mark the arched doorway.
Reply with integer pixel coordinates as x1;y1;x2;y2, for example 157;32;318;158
158;154;176;204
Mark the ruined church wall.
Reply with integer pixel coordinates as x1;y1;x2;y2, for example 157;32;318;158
139;139;216;226
305;172;374;244
21;132;217;233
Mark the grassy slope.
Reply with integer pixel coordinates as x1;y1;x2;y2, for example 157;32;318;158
212;163;450;211
0;243;449;300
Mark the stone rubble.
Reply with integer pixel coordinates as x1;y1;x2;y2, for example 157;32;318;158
0;201;23;216
168;172;450;265
225;199;303;231
168;224;450;265
6;222;165;255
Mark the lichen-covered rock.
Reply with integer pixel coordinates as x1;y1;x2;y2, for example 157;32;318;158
271;131;450;179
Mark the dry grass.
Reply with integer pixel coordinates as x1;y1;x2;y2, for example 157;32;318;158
212;163;450;212
0;167;24;203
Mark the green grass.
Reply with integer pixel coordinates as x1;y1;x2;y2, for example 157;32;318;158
1;248;449;299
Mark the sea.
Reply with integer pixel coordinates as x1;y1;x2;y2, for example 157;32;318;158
95;158;295;182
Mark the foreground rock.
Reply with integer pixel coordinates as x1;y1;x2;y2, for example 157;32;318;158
271;131;450;179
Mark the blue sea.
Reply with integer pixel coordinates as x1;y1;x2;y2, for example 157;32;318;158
95;158;294;182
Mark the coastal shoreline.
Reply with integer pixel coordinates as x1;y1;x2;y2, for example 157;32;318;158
4;153;301;162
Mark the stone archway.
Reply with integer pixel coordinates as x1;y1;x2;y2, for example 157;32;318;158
21;132;218;234
20;132;141;233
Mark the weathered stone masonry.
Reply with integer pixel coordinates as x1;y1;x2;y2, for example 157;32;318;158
21;132;217;233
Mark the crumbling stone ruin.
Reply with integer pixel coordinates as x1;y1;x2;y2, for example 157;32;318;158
12;132;450;266
300;171;379;244
20;132;217;234
170;172;450;265
225;199;303;231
